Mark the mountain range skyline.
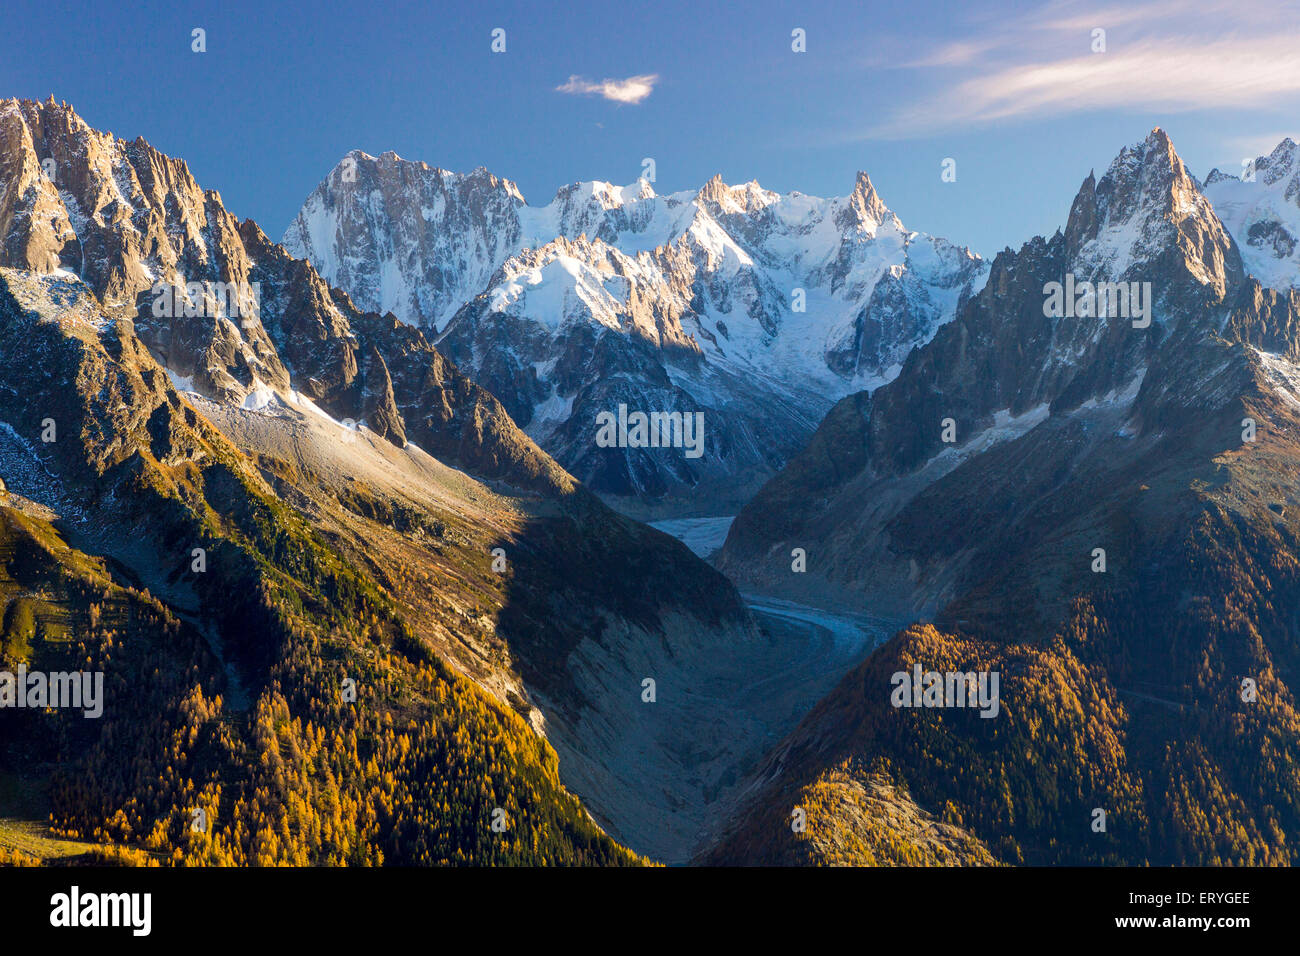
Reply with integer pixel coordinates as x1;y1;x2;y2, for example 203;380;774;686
3;0;1297;258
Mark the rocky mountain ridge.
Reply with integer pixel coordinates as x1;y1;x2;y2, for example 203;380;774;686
705;128;1300;866
284;149;987;508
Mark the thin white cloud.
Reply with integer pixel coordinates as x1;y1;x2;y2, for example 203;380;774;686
556;73;659;104
904;39;1001;68
861;0;1300;139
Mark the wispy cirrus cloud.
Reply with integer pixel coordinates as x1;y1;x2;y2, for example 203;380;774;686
556;73;660;104
862;0;1300;139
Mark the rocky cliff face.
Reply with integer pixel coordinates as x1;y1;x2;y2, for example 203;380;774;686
719;128;1248;609
282;152;529;332
284;152;986;509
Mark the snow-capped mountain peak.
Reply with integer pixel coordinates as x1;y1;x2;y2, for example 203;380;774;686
1066;127;1239;295
839;170;901;235
282;149;987;505
695;174;779;216
1204;136;1300;291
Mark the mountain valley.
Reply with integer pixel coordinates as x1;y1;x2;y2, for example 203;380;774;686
1;95;1299;869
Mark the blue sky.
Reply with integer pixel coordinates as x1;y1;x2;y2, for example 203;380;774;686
3;0;1298;255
